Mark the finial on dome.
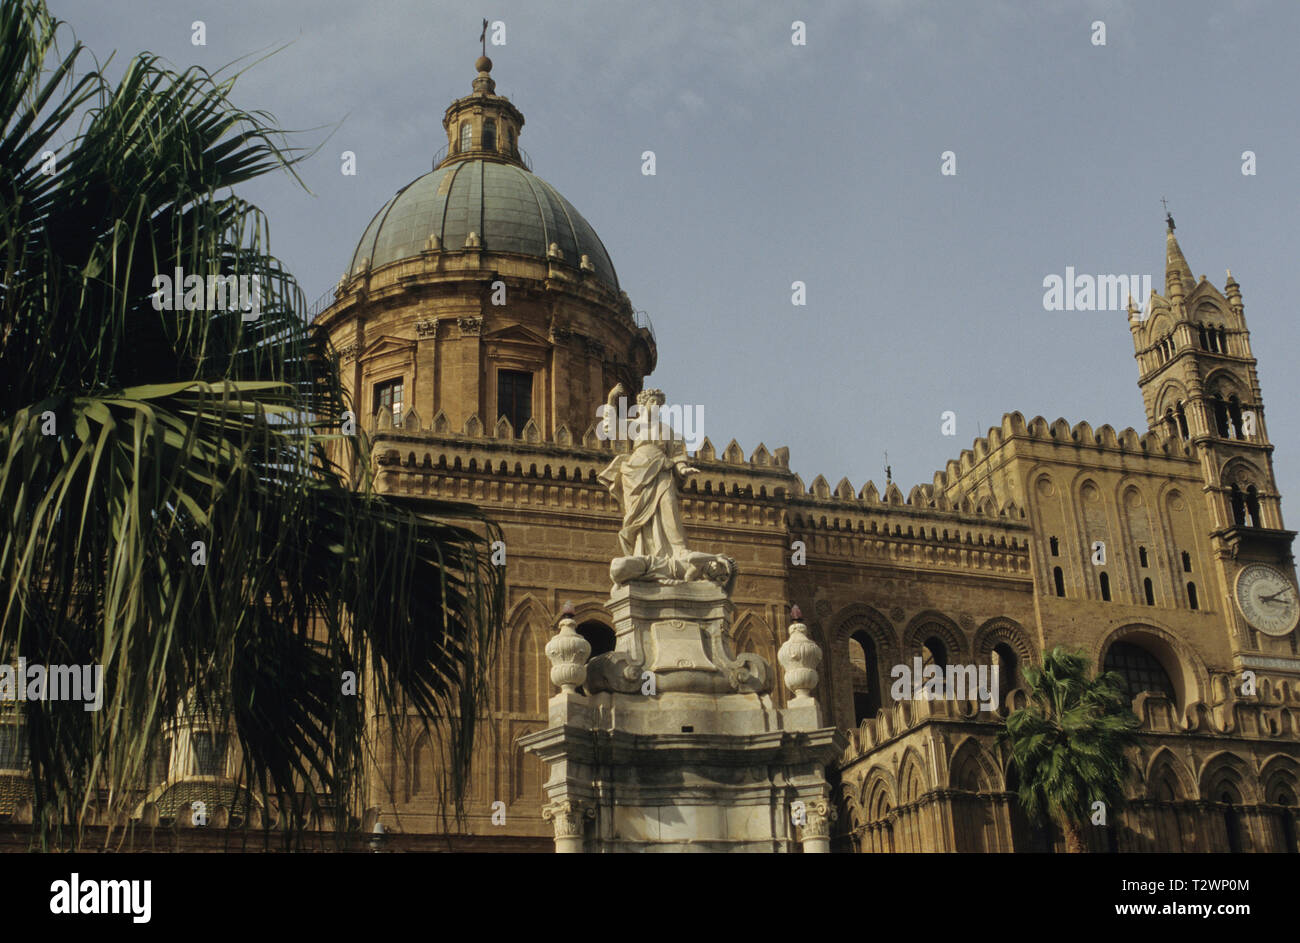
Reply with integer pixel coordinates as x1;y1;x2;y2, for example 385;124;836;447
476;55;492;73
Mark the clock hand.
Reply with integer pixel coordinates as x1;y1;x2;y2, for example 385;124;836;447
1260;590;1292;603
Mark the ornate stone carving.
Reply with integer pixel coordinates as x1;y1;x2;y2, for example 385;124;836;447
802;799;835;839
541;799;594;839
545;608;590;694
415;318;437;338
457;316;483;336
336;343;358;363
779;606;822;700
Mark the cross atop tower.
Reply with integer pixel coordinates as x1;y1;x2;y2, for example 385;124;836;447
1161;197;1175;232
480;18;488;57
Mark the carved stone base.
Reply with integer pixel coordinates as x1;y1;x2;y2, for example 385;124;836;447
586;581;770;695
520;581;844;852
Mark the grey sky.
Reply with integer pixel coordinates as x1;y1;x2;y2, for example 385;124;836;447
51;0;1300;510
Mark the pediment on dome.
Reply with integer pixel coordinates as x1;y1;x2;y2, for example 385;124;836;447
361;335;417;360
483;323;549;346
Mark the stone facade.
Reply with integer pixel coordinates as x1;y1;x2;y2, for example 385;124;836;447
312;69;1300;853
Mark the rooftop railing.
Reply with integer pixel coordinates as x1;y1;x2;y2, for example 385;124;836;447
431;142;532;172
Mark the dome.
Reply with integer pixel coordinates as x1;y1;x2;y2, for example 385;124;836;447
349;159;619;291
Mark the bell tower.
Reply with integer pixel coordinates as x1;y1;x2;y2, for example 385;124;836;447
1128;215;1298;668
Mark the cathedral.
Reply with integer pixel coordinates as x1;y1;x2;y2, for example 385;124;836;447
305;56;1300;852
6;52;1289;853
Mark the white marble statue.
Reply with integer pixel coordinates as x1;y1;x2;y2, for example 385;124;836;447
597;386;735;589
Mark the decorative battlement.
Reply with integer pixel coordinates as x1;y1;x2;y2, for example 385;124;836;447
839;678;1300;769
936;411;1195;493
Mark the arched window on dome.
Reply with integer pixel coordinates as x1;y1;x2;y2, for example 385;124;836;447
373;377;404;425
459;121;472;152
483;118;496;151
497;370;532;437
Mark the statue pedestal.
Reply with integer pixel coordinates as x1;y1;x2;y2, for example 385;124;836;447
521;582;845;853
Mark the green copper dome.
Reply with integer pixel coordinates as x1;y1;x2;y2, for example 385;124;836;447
349;159;619;291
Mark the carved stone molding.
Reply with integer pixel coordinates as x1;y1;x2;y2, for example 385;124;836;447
457;316;484;336
415;318;437;338
336;343;358;363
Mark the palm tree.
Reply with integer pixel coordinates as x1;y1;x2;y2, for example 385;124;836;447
0;1;503;848
998;646;1140;853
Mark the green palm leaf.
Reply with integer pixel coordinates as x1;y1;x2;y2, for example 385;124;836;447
0;1;503;849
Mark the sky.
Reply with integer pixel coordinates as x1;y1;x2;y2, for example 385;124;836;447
50;0;1300;509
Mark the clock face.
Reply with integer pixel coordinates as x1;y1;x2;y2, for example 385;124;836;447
1234;564;1300;637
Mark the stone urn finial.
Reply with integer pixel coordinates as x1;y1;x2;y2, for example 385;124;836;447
779;605;821;701
546;601;590;694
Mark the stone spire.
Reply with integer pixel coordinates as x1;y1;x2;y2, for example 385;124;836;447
438;56;528;171
1164;213;1195;299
